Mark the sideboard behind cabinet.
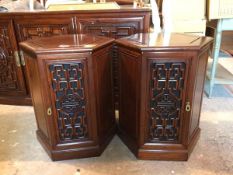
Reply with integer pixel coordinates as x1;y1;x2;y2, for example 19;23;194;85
0;7;150;105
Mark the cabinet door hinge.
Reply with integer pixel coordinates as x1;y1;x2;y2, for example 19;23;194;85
14;51;21;67
19;50;26;66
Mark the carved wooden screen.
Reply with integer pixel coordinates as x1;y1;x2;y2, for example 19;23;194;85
48;61;88;142
148;61;187;142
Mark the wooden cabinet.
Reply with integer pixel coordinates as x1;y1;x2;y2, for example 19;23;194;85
20;34;116;160
0;19;29;104
115;33;213;160
0;8;150;105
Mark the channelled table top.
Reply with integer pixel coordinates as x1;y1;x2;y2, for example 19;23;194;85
19;34;114;55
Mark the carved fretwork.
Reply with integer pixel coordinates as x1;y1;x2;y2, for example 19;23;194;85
78;21;139;38
112;44;119;108
49;63;88;141
0;24;18;90
149;62;186;142
17;24;71;41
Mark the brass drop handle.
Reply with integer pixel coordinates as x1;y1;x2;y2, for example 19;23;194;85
185;102;191;112
47;107;52;116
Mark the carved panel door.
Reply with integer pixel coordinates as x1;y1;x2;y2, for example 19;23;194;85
0;20;26;96
144;58;191;144
44;58;97;147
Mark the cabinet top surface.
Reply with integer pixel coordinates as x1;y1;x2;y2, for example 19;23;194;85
116;32;213;51
19;34;114;55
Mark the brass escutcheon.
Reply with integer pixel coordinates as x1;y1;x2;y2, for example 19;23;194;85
47;107;52;116
185;102;191;112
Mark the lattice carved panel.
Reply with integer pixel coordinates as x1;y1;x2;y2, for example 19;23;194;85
17;24;71;41
0;24;18;90
149;62;186;142
78;21;139;38
49;63;88;141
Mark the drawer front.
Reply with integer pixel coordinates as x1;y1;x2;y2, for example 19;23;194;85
14;17;75;42
77;17;144;38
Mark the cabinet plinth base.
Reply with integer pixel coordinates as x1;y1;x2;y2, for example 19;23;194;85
118;128;201;161
137;149;188;161
37;125;117;161
0;96;32;106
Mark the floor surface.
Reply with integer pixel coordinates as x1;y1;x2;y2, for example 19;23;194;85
0;95;233;175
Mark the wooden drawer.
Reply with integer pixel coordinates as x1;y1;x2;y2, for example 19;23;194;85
14;17;76;42
76;17;144;38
